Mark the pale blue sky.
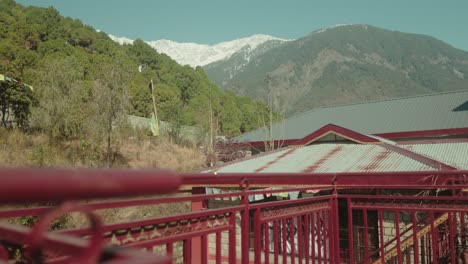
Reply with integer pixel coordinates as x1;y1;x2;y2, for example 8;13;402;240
16;0;468;51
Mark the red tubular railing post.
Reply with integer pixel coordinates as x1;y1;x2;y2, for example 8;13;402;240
240;179;250;264
290;217;296;264
317;210;322;263
311;212;316;263
282;219;287;264
201;235;208;264
412;211;419;264
347;198;354;263
448;212;456;264
254;209;262;264
305;214;310;264
297;215;303;264
379;209;385;264
166;243;173;257
363;209;369;264
328;199;334;263
333;190;341;264
430;211;437;263
395;210;403;264
264;221;270;264
274;220;279;264
191;187;206;264
461;212;466;249
216;232;221;264
184;239;191;264
229;212;237;264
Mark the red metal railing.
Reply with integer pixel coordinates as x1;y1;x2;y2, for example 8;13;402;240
1;169;468;263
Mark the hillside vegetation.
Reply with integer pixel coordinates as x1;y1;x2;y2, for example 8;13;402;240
205;25;468;114
0;0;274;168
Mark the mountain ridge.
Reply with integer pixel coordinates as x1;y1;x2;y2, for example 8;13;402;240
108;33;292;67
204;24;468;115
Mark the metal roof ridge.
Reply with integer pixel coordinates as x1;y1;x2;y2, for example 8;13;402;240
200;146;292;173
292;123;382;145
381;143;458;171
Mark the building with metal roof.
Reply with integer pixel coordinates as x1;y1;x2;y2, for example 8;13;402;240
207;90;468;175
208;125;467;174
235;90;468;146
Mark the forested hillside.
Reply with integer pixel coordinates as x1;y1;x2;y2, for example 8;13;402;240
0;0;268;138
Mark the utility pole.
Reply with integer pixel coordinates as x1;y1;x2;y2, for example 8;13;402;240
264;74;274;151
150;79;160;136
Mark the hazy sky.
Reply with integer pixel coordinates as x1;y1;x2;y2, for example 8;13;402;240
16;0;468;51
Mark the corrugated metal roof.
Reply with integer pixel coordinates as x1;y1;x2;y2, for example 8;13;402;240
402;142;468;169
211;143;434;173
235;90;468;143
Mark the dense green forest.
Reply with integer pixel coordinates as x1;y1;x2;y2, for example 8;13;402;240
0;0;270;141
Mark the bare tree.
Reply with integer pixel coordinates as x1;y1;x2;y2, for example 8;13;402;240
89;66;129;167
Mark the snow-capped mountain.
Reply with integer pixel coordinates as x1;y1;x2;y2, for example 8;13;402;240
108;34;291;67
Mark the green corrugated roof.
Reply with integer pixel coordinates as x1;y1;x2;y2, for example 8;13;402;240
235;90;468;142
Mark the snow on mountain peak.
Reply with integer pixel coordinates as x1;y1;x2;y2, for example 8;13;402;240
108;33;292;67
108;34;133;45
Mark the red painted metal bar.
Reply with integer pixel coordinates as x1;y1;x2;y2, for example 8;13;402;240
241;194;250;264
183;239;191;264
282;219;287;264
317;210;322;263
125;225;229;249
0;169;180;203
201;235;208;264
304;214;310;264
166;242;173;256
412;211;419;264
430;211;437;263
297;215;303;264
290;217;296;264
449;212;456;264
378;209;385;264
182;170;468;188
363;209;369;264
62;206;240;238
274;220;279;264
311;212;316;263
215;232;221;264
324;211;329;263
229;212;237;264
462;212;467;249
368;213;432;260
0;222;170;263
395;210;403;264
328;201;334;264
341;194;468;202
347;198;354;264
4;169;468;264
254;208;262;264
332;192;341;264
264;221;270;264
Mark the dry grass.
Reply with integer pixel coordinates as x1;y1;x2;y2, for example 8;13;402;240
66;197;191;229
0;129;204;229
0;128;206;171
120;137;206;172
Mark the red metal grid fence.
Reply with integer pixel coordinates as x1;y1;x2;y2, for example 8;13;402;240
1;169;468;263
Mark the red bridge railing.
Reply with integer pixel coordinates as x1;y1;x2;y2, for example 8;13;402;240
1;169;468;263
